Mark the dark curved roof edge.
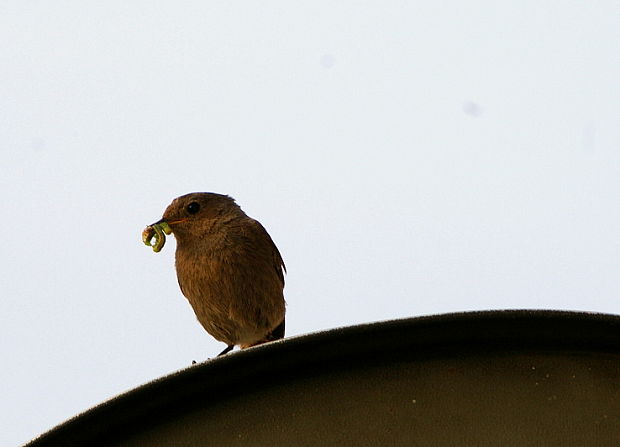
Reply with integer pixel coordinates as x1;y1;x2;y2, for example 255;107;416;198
24;309;620;447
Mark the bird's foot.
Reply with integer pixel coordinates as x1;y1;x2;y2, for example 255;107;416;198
217;345;234;356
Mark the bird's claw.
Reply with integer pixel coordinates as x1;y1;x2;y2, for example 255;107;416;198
142;221;172;252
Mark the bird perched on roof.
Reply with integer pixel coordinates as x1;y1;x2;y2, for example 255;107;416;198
143;192;286;356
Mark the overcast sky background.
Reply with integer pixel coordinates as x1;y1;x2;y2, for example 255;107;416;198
2;2;619;445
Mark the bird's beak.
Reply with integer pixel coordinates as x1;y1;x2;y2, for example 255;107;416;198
152;218;188;227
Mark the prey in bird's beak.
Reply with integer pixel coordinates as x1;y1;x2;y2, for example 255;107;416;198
142;218;190;252
142;220;172;253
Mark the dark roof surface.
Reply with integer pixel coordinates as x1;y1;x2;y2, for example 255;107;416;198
25;310;620;447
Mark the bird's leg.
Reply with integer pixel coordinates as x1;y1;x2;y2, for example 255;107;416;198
217;345;234;356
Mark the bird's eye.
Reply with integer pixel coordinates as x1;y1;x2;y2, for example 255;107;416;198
186;202;200;214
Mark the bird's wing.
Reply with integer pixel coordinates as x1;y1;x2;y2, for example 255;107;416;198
250;219;286;286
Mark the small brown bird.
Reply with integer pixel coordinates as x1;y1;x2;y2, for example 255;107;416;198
147;192;286;356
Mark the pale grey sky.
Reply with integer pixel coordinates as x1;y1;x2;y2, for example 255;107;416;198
2;2;619;445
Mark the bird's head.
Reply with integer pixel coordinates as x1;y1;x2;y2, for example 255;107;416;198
143;192;243;251
162;192;241;232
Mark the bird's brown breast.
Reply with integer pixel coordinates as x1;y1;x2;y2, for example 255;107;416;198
174;217;285;346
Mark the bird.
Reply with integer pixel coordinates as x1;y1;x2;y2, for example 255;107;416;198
148;192;286;356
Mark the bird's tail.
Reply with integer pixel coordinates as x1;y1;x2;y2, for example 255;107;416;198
241;318;285;349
